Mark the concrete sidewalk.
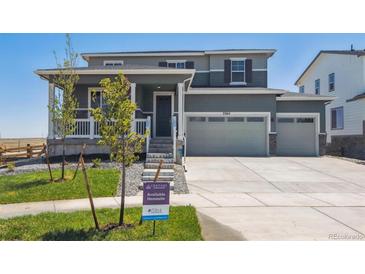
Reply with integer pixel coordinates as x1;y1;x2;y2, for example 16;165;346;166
0;194;219;219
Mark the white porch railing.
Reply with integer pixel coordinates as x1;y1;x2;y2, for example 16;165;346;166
172;116;177;162
60;117;148;139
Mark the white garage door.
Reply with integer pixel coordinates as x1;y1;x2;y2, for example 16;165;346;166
276;116;317;156
186;115;268;156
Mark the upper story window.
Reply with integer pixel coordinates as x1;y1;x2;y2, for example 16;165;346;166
231;59;245;83
331;106;344;130
328;73;335;92
166;60;186;69
315;79;320;95
299;85;305;93
103;60;124;67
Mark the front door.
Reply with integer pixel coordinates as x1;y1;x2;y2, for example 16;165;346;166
156;95;172;137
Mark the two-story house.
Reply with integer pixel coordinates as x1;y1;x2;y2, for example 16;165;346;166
36;49;333;162
295;50;365;160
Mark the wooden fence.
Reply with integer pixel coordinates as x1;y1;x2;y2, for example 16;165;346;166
0;143;46;165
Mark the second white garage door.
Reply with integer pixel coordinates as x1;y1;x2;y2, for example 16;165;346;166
186;115;268;156
276;114;318;156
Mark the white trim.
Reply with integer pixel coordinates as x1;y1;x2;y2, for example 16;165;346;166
188;87;287;95
252;68;267;72
276;112;320;156
205;50;276;55
177;83;184;139
36;69;195;76
184;112;271;156
231;59;246;84
103;60;124;66
166;59;187;63
153;91;175;138
277;96;335;101
230;57;247;61
195;70;210;73
210;69;224;72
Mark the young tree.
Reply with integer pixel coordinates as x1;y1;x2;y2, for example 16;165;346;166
92;73;145;226
51;34;79;181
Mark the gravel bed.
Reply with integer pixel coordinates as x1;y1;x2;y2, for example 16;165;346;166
116;161;144;197
173;164;189;194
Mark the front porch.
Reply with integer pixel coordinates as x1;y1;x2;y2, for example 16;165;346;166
44;73;190;160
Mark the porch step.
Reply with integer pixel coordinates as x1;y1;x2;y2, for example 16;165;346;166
143;169;174;177
150;138;173;144
145;162;174;169
150;143;172;149
149;148;173;153
145;158;174;164
147;153;173;159
142;175;174;182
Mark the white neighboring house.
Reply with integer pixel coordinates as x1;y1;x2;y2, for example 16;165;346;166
295;50;365;159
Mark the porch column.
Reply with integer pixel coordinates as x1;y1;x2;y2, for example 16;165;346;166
130;83;136;132
48;82;55;139
177;83;184;140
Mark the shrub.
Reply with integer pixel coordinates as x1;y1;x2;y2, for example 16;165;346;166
91;158;102;168
7;162;15;172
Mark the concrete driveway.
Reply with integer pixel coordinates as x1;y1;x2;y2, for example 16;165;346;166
185;156;365;240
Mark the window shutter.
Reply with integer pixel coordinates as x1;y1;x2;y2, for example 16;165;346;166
224;59;231;83
158;61;167;67
245;59;252;83
185;61;194;69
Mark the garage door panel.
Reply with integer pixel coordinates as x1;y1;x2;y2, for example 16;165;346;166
186;116;267;156
276;116;317;156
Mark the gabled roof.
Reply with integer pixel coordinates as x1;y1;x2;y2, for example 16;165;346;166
81;49;276;61
295;50;365;85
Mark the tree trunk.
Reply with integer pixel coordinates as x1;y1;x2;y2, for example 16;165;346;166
61;137;65;180
119;135;126;225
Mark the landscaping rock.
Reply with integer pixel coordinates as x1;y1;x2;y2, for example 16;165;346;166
116;161;144;197
173;164;189;194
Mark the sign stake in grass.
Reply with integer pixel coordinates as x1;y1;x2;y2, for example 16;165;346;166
80;155;100;230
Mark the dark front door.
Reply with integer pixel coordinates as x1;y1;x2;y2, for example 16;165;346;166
156;95;172;137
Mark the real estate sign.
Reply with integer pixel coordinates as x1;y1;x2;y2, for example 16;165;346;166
142;182;170;221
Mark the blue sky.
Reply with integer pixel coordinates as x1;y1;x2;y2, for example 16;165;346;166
1;33;365;138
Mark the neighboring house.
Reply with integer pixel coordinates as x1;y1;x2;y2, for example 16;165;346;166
295;50;365;160
36;49;333;161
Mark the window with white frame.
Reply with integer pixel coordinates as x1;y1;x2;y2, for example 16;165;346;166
103;60;124;67
231;59;245;83
299;85;305;93
315;79;320;94
331;106;344;129
166;60;186;69
329;73;335;92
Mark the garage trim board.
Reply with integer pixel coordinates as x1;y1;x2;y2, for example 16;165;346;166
184;112;271;156
276;112;320;156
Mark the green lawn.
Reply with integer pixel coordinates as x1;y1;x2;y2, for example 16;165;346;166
0;168;120;204
0;206;203;240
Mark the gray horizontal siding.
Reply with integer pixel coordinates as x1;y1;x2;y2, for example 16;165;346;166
276;101;326;133
185;94;276;131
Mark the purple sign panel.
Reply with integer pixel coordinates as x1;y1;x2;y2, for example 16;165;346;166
143;182;170;205
142;182;170;221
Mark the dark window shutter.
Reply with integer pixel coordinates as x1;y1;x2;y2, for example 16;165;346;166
245;59;252;83
185;61;194;69
224;59;231;83
158;61;167;67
